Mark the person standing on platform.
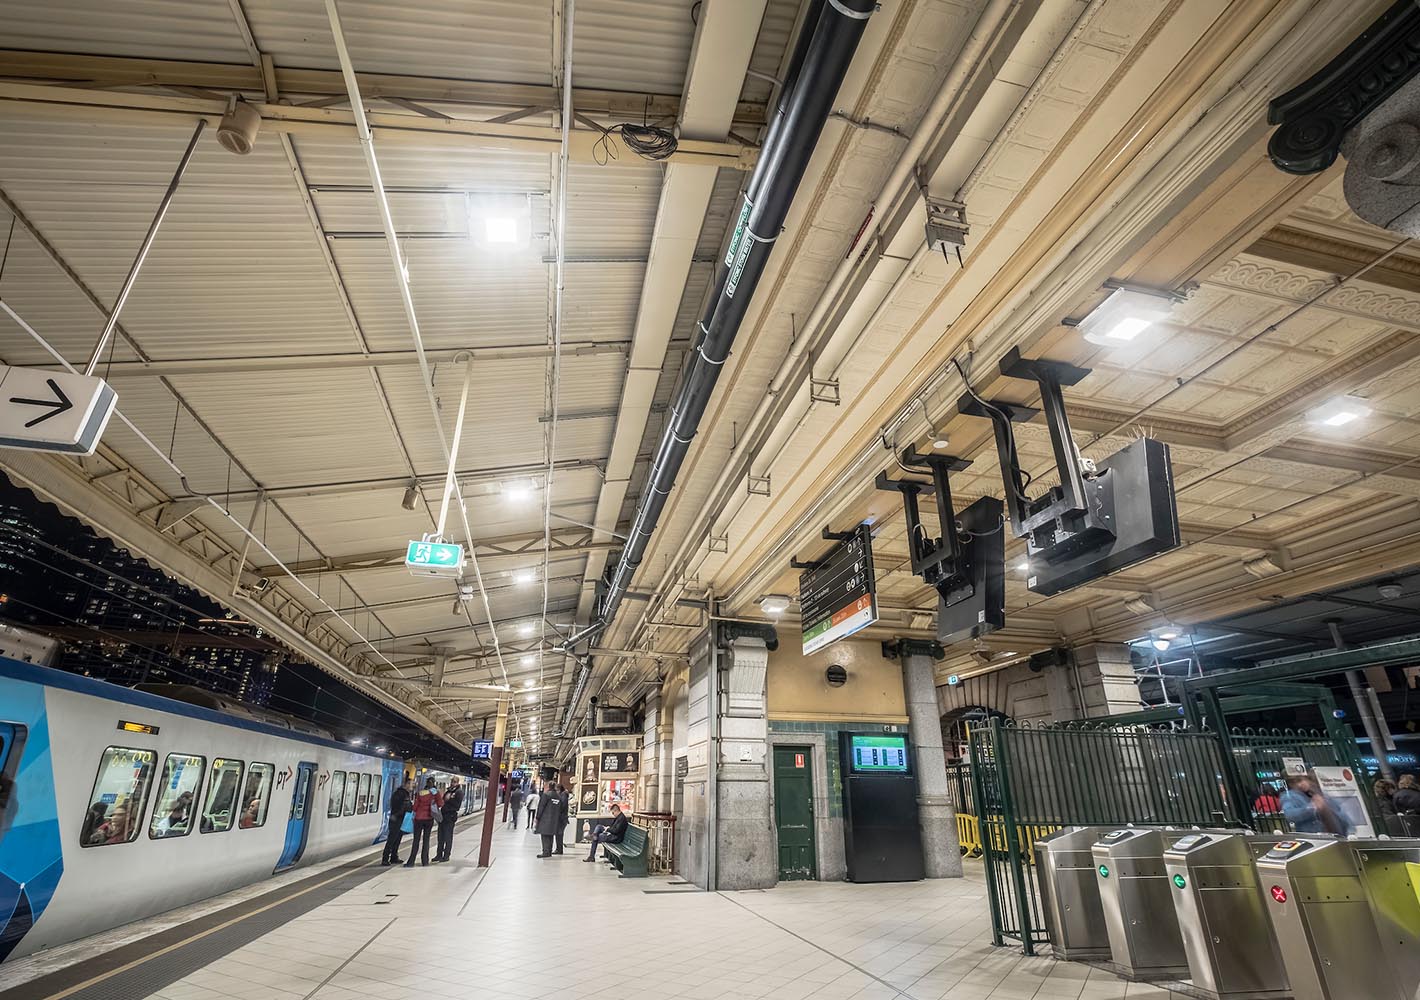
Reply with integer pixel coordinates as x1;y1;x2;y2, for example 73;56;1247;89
509;782;525;829
554;781;570;855
1395;773;1420;814
404;777;441;868
535;780;560;858
525;787;539;831
382;777;413;866
434;777;463;863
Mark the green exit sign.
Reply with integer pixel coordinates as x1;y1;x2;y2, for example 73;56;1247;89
1173;874;1187;889
406;539;464;578
1098;865;1110;878
509;739;524;748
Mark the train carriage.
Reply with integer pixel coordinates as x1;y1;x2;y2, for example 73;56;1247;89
0;655;406;964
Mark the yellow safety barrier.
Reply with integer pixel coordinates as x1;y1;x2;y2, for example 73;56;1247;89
957;812;982;854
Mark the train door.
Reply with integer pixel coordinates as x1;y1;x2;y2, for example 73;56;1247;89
0;723;26;816
275;761;317;873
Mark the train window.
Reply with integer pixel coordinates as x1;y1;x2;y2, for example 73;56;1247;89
240;763;274;828
356;773;371;813
81;746;156;848
149;753;206;839
328;771;346;818
370;775;383;814
200;758;244;834
341;771;358;816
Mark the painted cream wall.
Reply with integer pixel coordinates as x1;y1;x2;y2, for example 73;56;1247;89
767;638;908;723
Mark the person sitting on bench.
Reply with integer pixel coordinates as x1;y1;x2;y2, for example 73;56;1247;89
583;804;629;862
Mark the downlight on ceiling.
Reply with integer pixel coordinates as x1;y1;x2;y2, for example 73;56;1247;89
485;217;518;243
759;594;792;616
1074;287;1176;346
1307;395;1371;428
502;479;537;502
514;569;536;586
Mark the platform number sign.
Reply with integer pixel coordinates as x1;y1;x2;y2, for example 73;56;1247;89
472;740;493;760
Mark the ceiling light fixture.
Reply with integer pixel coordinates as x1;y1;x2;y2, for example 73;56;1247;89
523;677;536;687
759;594;791;616
1015;559;1030;572
1071;286;1178;347
1151;637;1172;652
519;622;536;637
502;479;537;502
932;438;950;450
521;654;536;667
485;217;518;243
1307;395;1371;428
514;570;536;585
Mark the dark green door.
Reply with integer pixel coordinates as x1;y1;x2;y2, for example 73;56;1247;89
773;745;816;881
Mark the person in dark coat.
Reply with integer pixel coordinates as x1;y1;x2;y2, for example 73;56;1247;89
1395;774;1420;814
382;777;413;866
534;780;561;858
508;783;525;829
583;803;629;862
554;783;570;855
434;777;463;863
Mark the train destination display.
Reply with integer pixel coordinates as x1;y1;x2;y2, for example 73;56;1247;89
799;524;878;655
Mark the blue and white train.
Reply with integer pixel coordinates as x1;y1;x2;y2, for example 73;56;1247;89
0;655;408;964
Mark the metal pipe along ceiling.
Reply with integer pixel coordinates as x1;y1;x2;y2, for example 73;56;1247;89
556;0;876;735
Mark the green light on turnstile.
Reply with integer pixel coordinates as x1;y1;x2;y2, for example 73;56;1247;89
1173;874;1187;889
1098;864;1110;878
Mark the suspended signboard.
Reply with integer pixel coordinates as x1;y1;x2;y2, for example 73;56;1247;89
0;365;117;456
405;539;464;579
799;524;878;655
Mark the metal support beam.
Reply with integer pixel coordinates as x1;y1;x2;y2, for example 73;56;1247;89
0;80;757;170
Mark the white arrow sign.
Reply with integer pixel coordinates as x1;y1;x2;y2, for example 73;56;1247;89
0;365;117;456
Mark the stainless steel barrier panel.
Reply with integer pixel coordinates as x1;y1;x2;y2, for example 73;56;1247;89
1092;828;1189;980
1256;838;1419;1000
1034;826;1110;960
1163;832;1290;1000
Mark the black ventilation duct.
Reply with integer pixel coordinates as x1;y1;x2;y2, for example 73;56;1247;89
556;0;875;734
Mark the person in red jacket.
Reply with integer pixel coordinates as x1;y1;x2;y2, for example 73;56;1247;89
404;777;443;868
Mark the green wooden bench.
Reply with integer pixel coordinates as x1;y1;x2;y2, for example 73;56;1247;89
602;823;649;878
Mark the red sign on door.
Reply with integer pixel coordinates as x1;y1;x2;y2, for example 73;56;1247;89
794;753;805;769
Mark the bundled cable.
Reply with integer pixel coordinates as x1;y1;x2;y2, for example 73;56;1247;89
592;123;678;165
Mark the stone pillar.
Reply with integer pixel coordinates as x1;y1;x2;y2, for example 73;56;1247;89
714;635;776;890
1072;643;1139;718
640;688;661;814
899;641;962;878
678;630;714;889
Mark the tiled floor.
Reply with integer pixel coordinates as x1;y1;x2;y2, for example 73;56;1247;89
99;823;1188;1000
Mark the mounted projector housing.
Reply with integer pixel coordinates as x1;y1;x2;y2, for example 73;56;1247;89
956;348;1181;596
875;448;1004;645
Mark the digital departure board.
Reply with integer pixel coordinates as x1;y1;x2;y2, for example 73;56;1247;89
848;735;909;773
799;524;878;655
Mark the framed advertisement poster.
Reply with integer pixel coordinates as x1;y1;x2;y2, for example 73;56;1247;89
579;784;598;811
581;755;599;784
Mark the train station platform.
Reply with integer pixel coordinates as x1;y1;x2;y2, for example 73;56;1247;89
0;818;1177;1000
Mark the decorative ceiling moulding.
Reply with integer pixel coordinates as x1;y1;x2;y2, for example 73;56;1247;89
1213;257;1420;328
1268;0;1420;236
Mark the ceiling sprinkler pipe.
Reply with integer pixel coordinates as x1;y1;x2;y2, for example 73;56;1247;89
558;0;875;736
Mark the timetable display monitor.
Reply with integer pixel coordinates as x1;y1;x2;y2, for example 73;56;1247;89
849;735;910;773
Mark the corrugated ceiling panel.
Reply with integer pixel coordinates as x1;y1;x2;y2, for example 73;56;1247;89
562;261;643;341
0;0;251;62
571;0;694;94
293;136;550;193
329;239;550;352
376;353;624;474
242;0;554;85
166;369;411;484
565;161;661;256
0;116;361;360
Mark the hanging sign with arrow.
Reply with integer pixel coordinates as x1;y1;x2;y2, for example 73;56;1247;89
405;538;465;578
0;365;117;456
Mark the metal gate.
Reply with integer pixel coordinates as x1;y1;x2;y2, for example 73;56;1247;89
968;719;1234;954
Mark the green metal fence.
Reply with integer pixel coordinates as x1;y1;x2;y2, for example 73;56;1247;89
968;718;1236;955
1227;727;1372;833
967;717;1382;954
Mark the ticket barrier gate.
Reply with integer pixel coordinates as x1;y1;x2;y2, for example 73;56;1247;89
1092;828;1189;979
1256;838;1420;1000
1034;827;1109;960
1162;832;1290;1000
